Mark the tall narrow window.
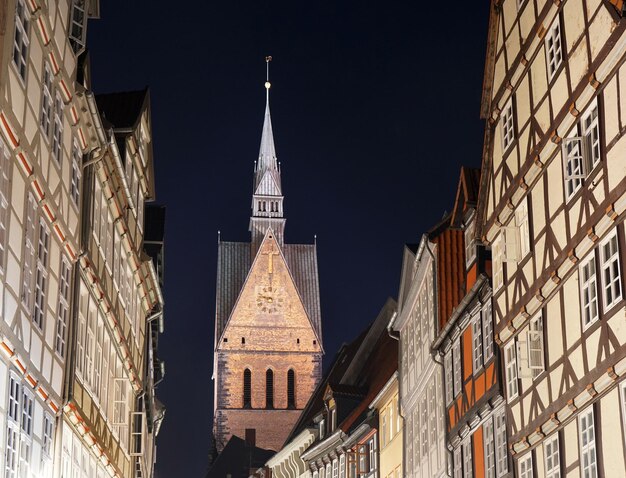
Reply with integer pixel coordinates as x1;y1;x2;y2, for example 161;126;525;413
70;140;82;205
579;407;597;478
287;369;295;409
501;99;515;151
464;217;476;267
21;194;37;308
545;16;563;79
42;414;54;458
68;0;87;54
444;350;453;405
582;100;600;169
5;374;21;477
452;339;462;397
494;407;508;477
265;369;274;409
516;198;530;258
562;135;585;199
453;446;462;478
580;254;599;329
40;63;53;137
600;230;622;311
504;342;518;400
0;139;10;275
463;439;473;478
482;300;494;363
492;233;504;291
472;313;483;374
52;93;64;164
527;314;545;378
544;433;561;478
12;0;29;81
243;369;251;408
33;220;50;329
484;418;495;478
55;258;71;357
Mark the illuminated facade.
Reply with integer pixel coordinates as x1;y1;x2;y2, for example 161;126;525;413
212;77;323;454
478;0;626;476
0;1;164;477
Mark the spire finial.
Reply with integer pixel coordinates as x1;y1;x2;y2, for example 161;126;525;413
265;56;272;101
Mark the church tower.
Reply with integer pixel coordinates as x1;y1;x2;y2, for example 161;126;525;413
212;59;323;455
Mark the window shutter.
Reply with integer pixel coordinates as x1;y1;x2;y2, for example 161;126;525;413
527;316;545;377
503;226;520;263
130;412;145;456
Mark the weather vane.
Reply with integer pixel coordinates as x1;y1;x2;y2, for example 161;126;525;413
265;56;272;90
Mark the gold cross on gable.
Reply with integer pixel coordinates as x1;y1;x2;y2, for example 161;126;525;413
263;241;279;274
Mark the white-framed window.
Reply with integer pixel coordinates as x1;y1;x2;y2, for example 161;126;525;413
582;100;601;170
339;454;345;478
12;0;29;81
562;134;586;199
444;350;453;405
55;257;71;357
463;439;473;478
52;93;64;164
465;216;476;267
332;458;338;478
600;230;622;311
112;377;130;450
580;254;599;329
130;412;145;456
326;463;331;478
545;16;563;79
484;417;496;478
40;63;53;137
33;219;50;330
501;99;515;151
453;446;462;478
42;413;54;458
527;314;545;378
518;452;533;478
472;313;483;374
21;193;37;308
69;0;87;54
482;300;494;363
420;397;428;457
578;407;597;478
0;139;10;275
504;342;518;400
516;198;530;258
70;140;81;205
5;374;21;478
492;233;504;291
494;408;508;478
453;339;462;397
428;383;436;448
544;433;561;478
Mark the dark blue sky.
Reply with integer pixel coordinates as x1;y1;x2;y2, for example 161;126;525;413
88;2;490;477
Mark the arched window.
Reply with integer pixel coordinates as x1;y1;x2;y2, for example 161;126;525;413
265;369;274;409
287;369;296;409
243;369;251;409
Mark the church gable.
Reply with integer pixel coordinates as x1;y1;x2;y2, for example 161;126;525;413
254;170;281;197
218;230;322;353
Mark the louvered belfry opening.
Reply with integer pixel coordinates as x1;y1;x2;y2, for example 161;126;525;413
243;369;252;408
287;369;296;409
265;369;274;409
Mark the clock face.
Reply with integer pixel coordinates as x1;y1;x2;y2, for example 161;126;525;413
256;286;285;314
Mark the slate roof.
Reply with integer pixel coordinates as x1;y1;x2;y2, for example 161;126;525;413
214;240;322;345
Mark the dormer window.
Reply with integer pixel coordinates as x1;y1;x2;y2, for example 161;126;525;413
464;215;476;268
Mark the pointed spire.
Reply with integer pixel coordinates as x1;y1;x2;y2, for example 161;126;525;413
258;56;278;175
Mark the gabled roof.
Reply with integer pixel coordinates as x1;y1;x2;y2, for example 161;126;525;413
95;88;149;131
214;237;322;346
206;435;275;478
450;166;481;227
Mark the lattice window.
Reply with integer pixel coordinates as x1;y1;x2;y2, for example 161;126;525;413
544;433;561;478
472;313;483;374
504;342;518;400
339;454;345;478
482;300;494;363
545;16;563;79
501;99;515;151
579;254;599;329
579;407;597;478
69;0;87;54
562;136;586;199
484;417;495;478
600;230;622;311
12;0;29;81
518;453;533;478
463;439;473;478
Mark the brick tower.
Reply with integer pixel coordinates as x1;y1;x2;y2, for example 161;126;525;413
211;59;323;454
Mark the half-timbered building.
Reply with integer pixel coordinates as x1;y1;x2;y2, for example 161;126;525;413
0;1;105;477
478;1;626;476
391;213;464;478
433;168;509;478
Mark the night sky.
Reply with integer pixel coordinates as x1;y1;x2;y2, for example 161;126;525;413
87;2;490;477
